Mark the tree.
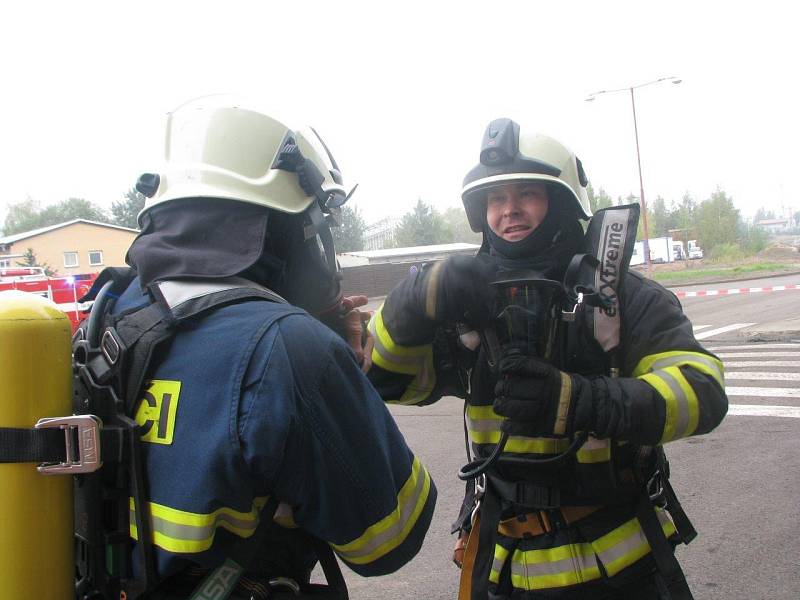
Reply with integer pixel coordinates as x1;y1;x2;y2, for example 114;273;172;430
16;247;55;276
650;196;670;237
2;196;41;236
111;187;146;229
2;197;110;235
393;199;452;247
695;188;740;253
753;207;776;223
442;206;482;244
332;205;366;252
587;184;613;214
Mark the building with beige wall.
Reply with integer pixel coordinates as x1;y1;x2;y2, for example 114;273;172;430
0;219;138;275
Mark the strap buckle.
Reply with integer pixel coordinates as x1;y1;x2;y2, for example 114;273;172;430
35;415;103;474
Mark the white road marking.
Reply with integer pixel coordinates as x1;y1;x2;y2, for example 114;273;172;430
694;323;756;340
724;372;800;381
727;404;800;418
692;325;712;332
718;352;800;358
726;387;800;398
723;361;800;368
707;343;800;351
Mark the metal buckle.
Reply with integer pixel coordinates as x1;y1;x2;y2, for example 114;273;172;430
648;469;665;503
268;577;300;595
561;291;584;322
101;329;121;365
35;415;103;475
470;473;486;525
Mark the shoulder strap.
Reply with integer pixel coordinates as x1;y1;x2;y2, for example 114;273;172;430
106;277;288;414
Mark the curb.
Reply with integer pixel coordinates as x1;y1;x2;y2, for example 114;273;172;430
661;269;800;290
743;330;800;343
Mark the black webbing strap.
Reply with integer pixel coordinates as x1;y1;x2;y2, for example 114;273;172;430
470;479;503;600
663;478;697;544
311;536;349;598
487;473;561;509
189;497;348;600
0;424;124;465
0;427;64;463
635;491;694;600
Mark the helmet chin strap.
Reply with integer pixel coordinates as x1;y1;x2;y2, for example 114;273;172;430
304;200;338;278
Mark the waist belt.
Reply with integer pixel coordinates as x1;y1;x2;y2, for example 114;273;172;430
498;506;601;538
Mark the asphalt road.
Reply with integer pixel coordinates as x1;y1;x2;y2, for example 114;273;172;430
332;273;800;599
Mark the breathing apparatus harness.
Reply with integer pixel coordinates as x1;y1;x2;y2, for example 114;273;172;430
452;204;697;600
0;268;349;600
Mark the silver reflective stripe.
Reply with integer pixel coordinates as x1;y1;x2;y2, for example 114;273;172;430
130;506;258;542
509;550;597;578
334;463;428;561
651;353;724;385
466;414;500;433
656;369;691;439
596;511;671;569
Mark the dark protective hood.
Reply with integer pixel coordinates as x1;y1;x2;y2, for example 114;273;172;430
482;209;585;281
126;197;341;315
126;198;274;288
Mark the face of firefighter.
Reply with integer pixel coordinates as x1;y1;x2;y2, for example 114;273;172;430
486;182;550;242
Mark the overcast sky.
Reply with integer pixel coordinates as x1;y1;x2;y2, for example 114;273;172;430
1;1;797;228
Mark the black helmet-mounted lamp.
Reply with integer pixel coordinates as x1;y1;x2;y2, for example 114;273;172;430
479;118;520;166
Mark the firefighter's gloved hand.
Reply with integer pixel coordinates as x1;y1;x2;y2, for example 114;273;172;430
426;255;496;327
493;351;591;437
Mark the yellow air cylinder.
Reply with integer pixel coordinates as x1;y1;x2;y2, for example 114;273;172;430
0;290;73;599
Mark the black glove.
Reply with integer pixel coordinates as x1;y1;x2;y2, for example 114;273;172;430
426;254;496;326
493;351;592;437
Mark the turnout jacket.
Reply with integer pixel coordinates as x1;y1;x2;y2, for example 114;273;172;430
368;265;727;596
112;278;436;585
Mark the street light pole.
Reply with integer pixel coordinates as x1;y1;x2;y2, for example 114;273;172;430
629;86;651;271
585;76;682;274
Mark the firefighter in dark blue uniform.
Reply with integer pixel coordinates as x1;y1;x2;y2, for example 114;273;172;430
367;119;727;599
111;99;436;598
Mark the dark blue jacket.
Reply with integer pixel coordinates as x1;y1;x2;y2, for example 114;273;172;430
113;279;436;581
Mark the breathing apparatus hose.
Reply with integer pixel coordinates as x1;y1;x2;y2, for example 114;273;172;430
86;280;114;348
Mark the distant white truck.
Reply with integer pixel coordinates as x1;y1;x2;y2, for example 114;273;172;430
631;236;699;265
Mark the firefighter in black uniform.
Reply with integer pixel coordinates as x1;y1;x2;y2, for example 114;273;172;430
367;118;727;599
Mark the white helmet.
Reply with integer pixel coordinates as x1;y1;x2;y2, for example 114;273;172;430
136;97;348;225
461;118;591;232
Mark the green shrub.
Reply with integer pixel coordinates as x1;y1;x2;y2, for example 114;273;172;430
706;243;746;263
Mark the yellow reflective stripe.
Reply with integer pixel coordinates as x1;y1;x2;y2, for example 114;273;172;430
129;496;268;554
332;456;431;565
641;366;700;442
633;351;724;388
505;436;571;454
423;261;443;320
592;509;676;577
509;542;600;590
369;308;432;373
576;436;611;464
369;308;436;405
466;404;570;454
507;510;676;591
490;544;510;583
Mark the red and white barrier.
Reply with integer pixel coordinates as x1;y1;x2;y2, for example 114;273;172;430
676;284;800;298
